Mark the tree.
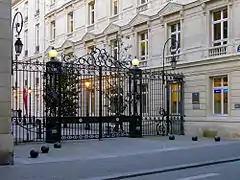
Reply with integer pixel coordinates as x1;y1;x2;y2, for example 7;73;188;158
104;73;130;116
43;62;79;127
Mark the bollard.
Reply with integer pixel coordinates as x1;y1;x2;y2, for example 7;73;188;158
54;142;62;149
169;134;175;140
41;145;50;153
214;136;221;142
192;136;198;141
30;149;39;158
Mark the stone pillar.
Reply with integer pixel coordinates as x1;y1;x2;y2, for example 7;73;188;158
0;0;14;165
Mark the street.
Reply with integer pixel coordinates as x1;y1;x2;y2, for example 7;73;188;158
127;161;240;180
0;137;240;180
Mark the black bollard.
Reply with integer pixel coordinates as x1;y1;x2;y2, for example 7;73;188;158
214;136;221;142
54;142;62;149
169;134;175;140
30;149;39;158
192;136;198;141
41;145;50;153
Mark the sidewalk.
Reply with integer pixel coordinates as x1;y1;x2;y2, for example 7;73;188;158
14;136;233;165
1;136;239;180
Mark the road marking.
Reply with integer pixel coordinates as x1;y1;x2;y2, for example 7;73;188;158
177;173;219;180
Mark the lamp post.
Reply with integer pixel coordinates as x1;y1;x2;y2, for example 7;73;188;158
130;58;143;138
12;12;24;75
131;58;140;117
45;47;62;143
84;81;91;116
162;38;179;135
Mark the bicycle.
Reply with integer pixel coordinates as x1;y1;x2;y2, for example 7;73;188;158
155;107;172;136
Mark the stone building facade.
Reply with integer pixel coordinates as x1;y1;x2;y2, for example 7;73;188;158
12;0;240;138
0;0;13;164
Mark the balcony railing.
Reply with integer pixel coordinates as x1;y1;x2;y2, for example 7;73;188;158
158;44;236;67
165;53;181;64
208;45;227;57
137;3;148;12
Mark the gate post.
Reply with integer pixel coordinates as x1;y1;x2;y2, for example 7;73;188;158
166;81;171;135
99;65;103;140
129;59;142;138
45;48;62;143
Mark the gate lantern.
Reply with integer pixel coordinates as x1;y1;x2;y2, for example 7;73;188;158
45;47;62;143
129;58;143;138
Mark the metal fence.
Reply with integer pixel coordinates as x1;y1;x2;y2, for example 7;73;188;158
11;48;184;144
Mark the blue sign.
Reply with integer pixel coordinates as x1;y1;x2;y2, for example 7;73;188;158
237;45;240;52
214;89;228;93
235;104;240;109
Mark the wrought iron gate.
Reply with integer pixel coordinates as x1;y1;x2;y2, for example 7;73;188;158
11;48;184;144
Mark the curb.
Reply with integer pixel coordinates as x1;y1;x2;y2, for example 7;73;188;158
99;157;240;180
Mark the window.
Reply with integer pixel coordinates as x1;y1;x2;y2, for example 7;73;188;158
170;83;181;114
50;0;55;5
35;24;40;51
50;21;56;40
35;0;39;12
140;0;148;4
24;1;28;19
212;8;228;46
67;12;74;33
169;22;181;54
89;1;95;25
112;0;119;15
110;39;118;60
138;31;148;61
24;29;28;54
212;76;228;115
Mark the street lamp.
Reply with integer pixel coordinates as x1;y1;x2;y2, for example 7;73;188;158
14;38;23;56
162;37;179;85
85;81;91;88
162;37;179;135
11;12;24;75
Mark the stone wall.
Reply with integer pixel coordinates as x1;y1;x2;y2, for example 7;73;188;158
178;55;240;139
0;0;14;165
